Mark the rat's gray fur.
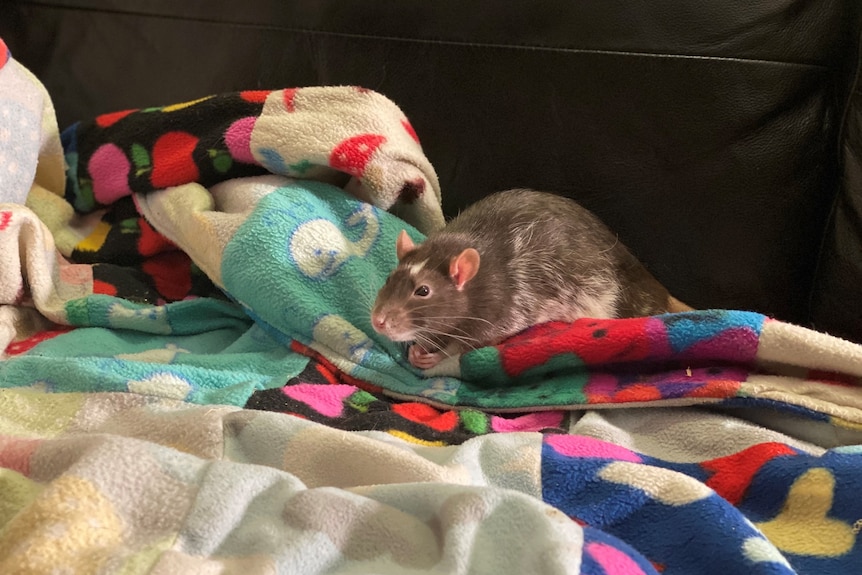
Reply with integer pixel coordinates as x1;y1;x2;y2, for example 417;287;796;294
372;189;676;357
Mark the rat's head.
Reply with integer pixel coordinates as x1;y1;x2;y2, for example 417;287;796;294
371;230;480;349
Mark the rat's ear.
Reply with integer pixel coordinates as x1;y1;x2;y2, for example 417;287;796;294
449;248;480;290
396;230;417;261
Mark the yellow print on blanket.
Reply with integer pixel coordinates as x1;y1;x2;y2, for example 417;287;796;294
0;475;123;574
755;468;855;557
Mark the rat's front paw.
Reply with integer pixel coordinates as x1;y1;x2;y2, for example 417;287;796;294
408;344;444;370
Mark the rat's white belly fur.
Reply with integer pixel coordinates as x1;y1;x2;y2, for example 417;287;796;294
505;277;620;337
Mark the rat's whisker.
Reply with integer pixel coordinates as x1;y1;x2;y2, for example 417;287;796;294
420;321;482;341
404;302;442;313
412;334;456;358
416;336;456;359
419;325;477;341
419;314;496;327
417;327;479;350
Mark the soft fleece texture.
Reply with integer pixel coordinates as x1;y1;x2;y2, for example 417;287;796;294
0;40;65;206
2;44;862;574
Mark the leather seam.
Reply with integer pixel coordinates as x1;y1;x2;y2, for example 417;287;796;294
23;1;830;71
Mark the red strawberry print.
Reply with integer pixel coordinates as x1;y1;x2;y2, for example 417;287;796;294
93;279;118;296
142;251;192;301
283;88;298;112
4;327;73;356
572;317;665;365
402;120;420;143
703;442;797;505
137;217;177;257
329;134;386;177
392;403;459;432
151;131;200;189
240;90;272;104
499;318;666;378
95;109;138;128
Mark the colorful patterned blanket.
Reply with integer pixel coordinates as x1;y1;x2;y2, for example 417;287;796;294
2;43;862;574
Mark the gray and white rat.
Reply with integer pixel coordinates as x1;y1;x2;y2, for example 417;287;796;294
371;189;690;369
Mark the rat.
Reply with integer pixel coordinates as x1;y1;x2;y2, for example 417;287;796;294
370;188;690;369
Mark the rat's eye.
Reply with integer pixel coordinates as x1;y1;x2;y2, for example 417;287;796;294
413;285;431;297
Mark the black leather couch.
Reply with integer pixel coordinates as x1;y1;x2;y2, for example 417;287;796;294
2;0;861;341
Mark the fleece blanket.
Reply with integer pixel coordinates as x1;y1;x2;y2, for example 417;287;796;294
2;43;862;574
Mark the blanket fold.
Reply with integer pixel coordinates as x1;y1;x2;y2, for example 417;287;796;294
2;389;861;574
62;86;443;234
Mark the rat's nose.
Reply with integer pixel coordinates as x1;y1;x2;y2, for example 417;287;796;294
371;313;387;332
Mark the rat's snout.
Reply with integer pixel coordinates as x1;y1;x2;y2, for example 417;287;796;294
371;309;392;335
371;307;411;341
371;312;387;332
